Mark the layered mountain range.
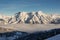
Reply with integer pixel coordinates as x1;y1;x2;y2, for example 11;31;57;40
0;11;60;24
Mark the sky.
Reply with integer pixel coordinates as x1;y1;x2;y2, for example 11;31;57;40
0;0;60;15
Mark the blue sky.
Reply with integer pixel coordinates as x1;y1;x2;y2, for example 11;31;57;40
0;0;60;15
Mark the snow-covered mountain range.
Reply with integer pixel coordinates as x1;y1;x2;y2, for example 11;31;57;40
0;11;60;24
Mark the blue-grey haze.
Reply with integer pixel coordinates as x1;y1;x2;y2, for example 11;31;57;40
0;0;60;15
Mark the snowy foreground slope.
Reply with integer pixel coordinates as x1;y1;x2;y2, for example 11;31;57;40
46;34;60;40
0;11;60;24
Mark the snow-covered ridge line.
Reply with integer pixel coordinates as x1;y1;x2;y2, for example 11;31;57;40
0;11;60;24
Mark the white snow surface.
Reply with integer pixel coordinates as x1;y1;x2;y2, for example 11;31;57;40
46;34;60;40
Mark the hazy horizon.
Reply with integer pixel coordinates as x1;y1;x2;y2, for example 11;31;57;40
0;0;60;16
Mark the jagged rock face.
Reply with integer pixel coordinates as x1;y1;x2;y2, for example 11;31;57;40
36;11;52;24
8;12;29;24
18;12;29;23
0;11;60;24
29;12;41;24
